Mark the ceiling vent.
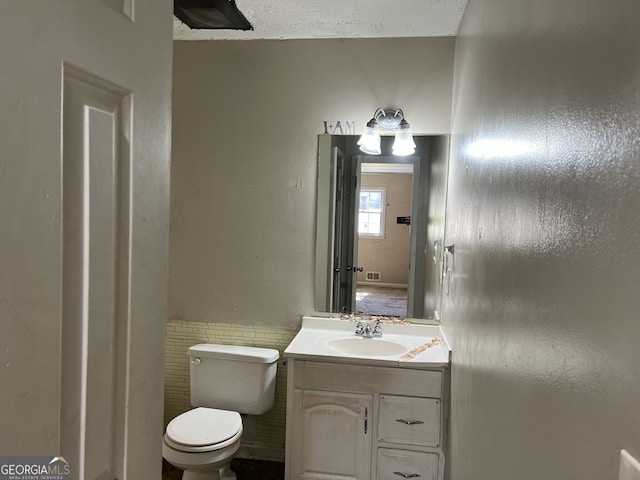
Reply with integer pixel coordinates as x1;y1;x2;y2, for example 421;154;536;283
174;0;253;30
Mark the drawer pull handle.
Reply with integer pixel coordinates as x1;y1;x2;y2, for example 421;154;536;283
364;407;368;434
395;419;424;425
393;472;421;478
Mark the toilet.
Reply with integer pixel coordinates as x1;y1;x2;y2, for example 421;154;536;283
163;343;279;480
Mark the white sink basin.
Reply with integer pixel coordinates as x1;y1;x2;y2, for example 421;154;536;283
326;337;409;357
283;316;450;367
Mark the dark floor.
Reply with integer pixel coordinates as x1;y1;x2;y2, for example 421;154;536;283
162;458;284;480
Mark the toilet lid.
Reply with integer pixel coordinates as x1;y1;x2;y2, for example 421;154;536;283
166;407;242;447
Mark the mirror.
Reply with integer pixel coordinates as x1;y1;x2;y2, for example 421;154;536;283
314;134;450;321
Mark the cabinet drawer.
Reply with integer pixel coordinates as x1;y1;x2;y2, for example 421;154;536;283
377;448;438;480
378;395;441;447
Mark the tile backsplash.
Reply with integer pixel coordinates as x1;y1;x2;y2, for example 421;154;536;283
164;320;298;449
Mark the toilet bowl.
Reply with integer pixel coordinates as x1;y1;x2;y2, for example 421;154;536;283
162;344;279;480
163;407;243;480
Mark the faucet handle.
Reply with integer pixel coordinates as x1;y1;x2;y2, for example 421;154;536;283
372;320;383;336
355;321;364;335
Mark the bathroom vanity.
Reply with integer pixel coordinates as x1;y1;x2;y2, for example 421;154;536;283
284;317;450;480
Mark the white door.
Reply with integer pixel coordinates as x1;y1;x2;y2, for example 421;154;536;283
334;155;363;314
0;2;173;479
349;159;363;312
330;147;346;312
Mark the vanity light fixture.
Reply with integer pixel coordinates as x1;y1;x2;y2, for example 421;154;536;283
357;108;416;156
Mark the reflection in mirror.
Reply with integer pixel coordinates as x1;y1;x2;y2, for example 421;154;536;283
357;161;414;318
314;134;450;322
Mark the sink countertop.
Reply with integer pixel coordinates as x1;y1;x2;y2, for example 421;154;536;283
284;316;451;369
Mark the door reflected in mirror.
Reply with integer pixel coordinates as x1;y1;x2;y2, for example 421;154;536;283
314;134;450;322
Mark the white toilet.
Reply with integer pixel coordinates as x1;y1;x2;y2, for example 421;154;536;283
163;343;280;480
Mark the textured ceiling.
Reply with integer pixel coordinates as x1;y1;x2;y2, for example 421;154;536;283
173;0;468;40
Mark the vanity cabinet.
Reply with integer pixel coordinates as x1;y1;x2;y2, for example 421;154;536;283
285;360;448;480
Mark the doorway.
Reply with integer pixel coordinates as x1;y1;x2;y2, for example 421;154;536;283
354;163;413;317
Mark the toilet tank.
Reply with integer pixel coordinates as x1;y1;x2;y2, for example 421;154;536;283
188;344;279;415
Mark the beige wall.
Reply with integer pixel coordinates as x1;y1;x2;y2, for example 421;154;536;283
357;173;412;285
170;38;455;329
169;38;455;453
443;1;640;479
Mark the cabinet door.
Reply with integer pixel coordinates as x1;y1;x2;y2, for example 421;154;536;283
377;448;438;480
290;389;372;480
378;395;441;447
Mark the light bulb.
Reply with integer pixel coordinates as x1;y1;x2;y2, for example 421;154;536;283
357;118;381;155
392;120;415;156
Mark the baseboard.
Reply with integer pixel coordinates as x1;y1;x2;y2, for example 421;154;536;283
357;282;408;289
236;442;285;463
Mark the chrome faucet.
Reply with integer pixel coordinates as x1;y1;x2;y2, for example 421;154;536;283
355;320;383;338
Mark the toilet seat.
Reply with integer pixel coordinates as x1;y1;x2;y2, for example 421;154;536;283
165;407;242;453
